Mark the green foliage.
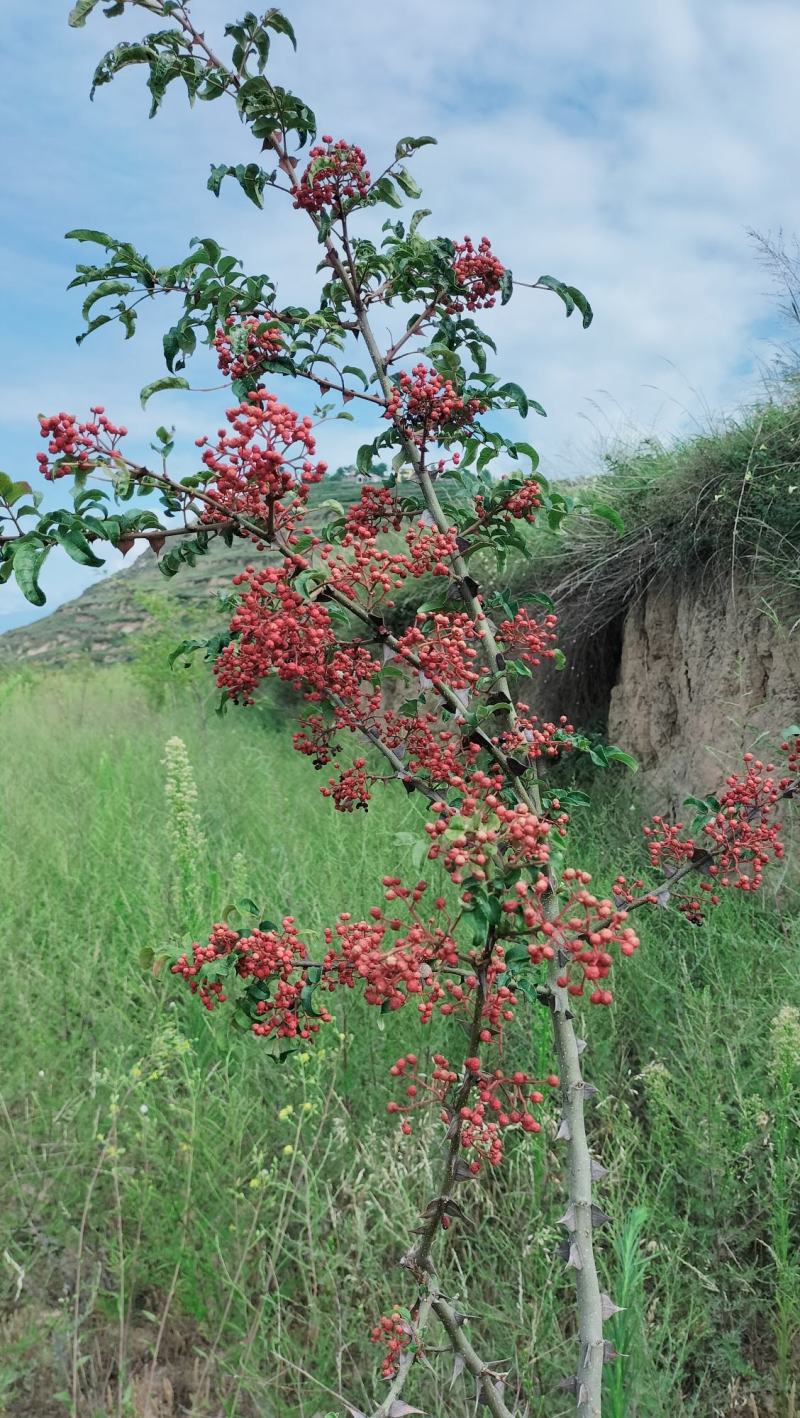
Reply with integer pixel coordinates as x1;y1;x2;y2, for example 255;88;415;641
128;590;210;708
9;537;47;606
393;395;800;639
139;374;190;408
536;273;594;327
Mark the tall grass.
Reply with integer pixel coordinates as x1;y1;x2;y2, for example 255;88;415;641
0;669;798;1417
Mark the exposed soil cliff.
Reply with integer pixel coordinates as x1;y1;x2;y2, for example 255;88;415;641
607;572;800;808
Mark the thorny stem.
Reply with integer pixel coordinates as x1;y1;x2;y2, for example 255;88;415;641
0;517;235;549
547;948;604;1417
432;1296;514;1418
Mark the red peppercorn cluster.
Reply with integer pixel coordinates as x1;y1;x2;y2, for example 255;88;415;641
499;712;576;763
321;881;461;1017
170;917;333;1039
425;789;558;884
400;521;461;578
523;868;639;1001
642;741;799;918
37;406;127;480
198;389;326;528
475;475;543;528
375;711;480;795
395;612;481;692
448;235;506;312
214;564;381;705
292;713;341;769
503;476;543;522
384;364;486;443
293;136;371;214
320;757;374;811
369;1310;412;1378
457;1069;544;1168
321;517;460;604
386;1051;457;1137
497;608;559;668
344;484;404;537
213;314;283;382
386;1051;558;1171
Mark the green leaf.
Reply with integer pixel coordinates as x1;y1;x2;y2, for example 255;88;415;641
236;897;260;916
394;135;437;159
592;503;625;535
537;274;574;315
684;795;719;815
565;284;593;329
81;279;131;322
536;276;593;328
496;381;529;417
168;637;209;668
342;365;369;389
264;8;297;49
0;476;32;509
513;442;540;470
556;789;592;808
409;208;431;236
56;528;105;568
605;745;639;773
75;314;113;345
503;658;532;679
12;539;48;606
189;235;222;266
371;177;403;210
68;0;102;27
140;375;190;409
394;166;422;199
523;589;556;613
65;228;117;248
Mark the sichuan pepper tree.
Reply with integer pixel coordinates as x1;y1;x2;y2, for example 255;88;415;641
3;4;798;1413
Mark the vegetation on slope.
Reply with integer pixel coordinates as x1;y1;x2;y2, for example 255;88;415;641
1;668;798;1417
393;394;800;632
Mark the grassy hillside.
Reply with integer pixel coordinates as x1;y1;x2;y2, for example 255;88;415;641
1;667;798;1417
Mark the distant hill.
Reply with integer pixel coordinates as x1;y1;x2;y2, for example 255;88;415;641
0;537;245;668
0;478;364;668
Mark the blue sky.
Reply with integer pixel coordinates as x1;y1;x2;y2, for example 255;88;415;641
2;0;799;632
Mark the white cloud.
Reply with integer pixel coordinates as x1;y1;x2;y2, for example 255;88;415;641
2;0;799;626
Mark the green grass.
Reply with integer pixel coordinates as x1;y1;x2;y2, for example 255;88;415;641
1;669;799;1417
